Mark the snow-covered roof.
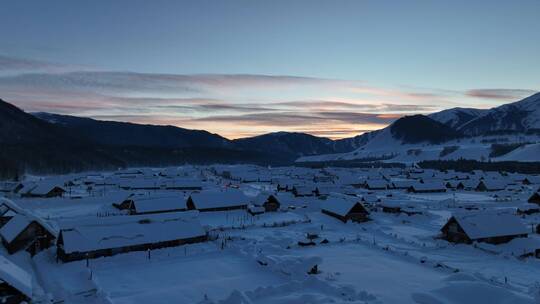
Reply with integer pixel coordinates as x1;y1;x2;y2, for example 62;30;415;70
365;179;387;188
478;179;507;190
131;195;187;213
0;255;32;297
188;190;249;210
449;212;529;240
162;178;203;189
410;181;446;191
119;178;161;189
60;211;205;254
0;214;31;243
26;181;65;196
320;197;366;217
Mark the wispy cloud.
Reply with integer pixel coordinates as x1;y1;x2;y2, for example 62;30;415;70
466;89;537;100
1;54;536;139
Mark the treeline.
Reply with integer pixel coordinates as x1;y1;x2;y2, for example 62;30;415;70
0;144;294;180
296;160;406;169
419;159;540;174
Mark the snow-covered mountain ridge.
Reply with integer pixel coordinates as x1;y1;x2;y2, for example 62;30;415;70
298;92;540;163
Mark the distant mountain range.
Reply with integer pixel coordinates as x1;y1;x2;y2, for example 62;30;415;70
1;91;539;176
298;92;540;163
0;99;364;177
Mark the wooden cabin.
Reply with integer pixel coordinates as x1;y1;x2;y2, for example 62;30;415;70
186;190;248;212
22;182;65;198
292;185;318;197
321;197;370;223
475;180;506;192
441;213;528;245
0;215;55;256
364;179;387;190
0;255;32;303
407;182;446;193
528;192;540;205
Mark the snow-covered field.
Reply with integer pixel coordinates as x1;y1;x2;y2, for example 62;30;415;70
1;165;540;303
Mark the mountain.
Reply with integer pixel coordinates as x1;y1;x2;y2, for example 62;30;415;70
35;114;364;159
34;112;230;149
428;107;486;129
389;115;463;144
233;132;340;158
297;92;540;164
0;100;75;145
0;99;296;178
458;92;540;135
0;99;125;178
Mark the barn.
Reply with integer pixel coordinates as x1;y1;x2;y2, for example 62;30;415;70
57;211;207;262
0;214;55;256
441;212;529;245
0;255;32;303
320;197;370;223
186;190;249;212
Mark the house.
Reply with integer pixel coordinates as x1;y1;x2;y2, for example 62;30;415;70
252;194;281;212
475;180;507;192
360;194;380;204
21;181;65;198
523;176;540;185
119;179;161;190
391;180;416;190
186;190;249;212
57;211;207;262
162;179;203;191
456;179;480;190
407;182;446;193
292;185;318;197
113;195;187;215
0;182;22;194
440;212;529;244
364;179;387;190
0;214;55;256
320;197;369;223
528;192;540;205
380;201;401;214
0;203;18;228
517;203;540;215
247;205;265;216
0;255;32;303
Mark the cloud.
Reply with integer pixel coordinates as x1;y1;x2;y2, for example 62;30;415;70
466;89;537;100
0;55;89;74
194;111;399;126
6;54;530;139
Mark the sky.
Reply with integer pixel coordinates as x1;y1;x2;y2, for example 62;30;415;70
0;0;539;139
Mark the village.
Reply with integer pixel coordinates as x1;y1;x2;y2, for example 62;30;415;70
0;165;539;303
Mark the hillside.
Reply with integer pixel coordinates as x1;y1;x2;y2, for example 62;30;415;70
34;112;231;149
390;115;463;144
458;92;540;135
428;107;486;129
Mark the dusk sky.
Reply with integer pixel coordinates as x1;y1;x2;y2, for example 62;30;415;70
1;0;539;139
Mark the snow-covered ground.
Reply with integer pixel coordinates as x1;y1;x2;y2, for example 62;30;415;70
1;165;540;303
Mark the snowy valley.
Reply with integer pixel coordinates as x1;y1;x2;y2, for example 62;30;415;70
1;165;540;303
